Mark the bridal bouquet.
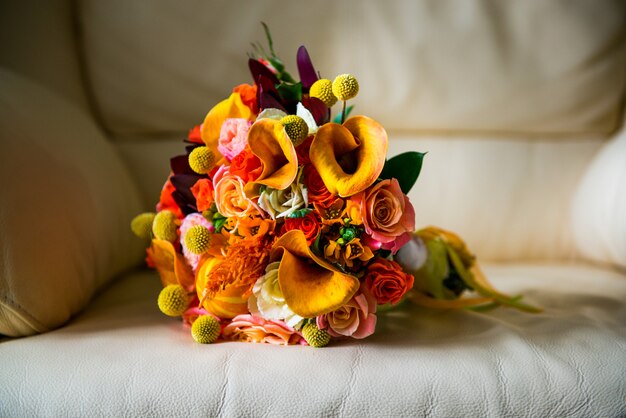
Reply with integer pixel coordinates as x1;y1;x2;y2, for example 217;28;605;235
131;26;538;347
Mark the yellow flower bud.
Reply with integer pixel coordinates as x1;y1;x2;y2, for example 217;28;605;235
130;212;155;239
188;146;215;175
184;225;211;255
332;74;359;101
309;79;337;107
280;115;309;146
302;323;331;347
191;315;221;344
157;284;189;317
152;210;178;242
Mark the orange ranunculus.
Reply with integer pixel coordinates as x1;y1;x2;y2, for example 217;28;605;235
364;258;414;305
190;178;214;212
228;145;263;183
310;116;388;197
147;239;195;290
270;230;360;317
201;92;254;162
244;119;299;198
232;84;259;114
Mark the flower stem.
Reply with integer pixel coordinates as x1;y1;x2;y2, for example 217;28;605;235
341;100;347;124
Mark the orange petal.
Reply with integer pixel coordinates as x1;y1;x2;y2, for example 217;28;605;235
244;119;298;198
271;230;360;317
310;116;388;197
201;93;254;160
148;239;195;289
196;257;250;319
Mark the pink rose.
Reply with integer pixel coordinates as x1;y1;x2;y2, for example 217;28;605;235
355;178;415;250
316;288;377;339
218;118;252;161
222;314;305;345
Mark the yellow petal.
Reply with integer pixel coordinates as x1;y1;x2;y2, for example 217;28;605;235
271;230;360;317
196;257;250;319
148;239;195;289
244;119;298;198
201;92;254;160
310;115;387;197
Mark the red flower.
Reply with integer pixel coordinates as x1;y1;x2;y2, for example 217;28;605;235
190;178;214;212
187;125;203;144
364;258;414;305
303;164;335;208
232;84;259;114
295;135;314;165
157;177;184;219
283;211;321;245
228;146;263;183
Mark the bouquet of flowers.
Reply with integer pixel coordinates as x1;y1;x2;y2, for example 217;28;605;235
131;26;539;347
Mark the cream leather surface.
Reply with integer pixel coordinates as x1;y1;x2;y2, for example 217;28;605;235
79;0;626;137
1;265;624;416
0;69;144;337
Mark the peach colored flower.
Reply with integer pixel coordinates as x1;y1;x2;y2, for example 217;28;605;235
364;258;414;305
222;314;304;345
218;118;253;161
356;178;415;248
316;287;377;339
213;167;258;218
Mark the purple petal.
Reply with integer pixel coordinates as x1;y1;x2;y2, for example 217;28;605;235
296;46;319;89
170;155;193;175
301;97;329;125
249;58;278;85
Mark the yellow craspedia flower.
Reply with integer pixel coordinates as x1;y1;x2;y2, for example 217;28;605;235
184;225;211;255
157;284;189;317
130;212;155;239
309;79;337;107
280;115;309;146
302;323;331;348
191;315;221;344
332;74;359;101
152;210;178;242
188;146;215;175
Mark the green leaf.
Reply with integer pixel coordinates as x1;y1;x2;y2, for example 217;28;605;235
421;238;449;299
276;82;302;102
379;151;426;194
333;105;354;124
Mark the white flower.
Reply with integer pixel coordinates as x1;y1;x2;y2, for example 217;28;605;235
296;102;319;134
257;108;287;121
257;168;308;219
248;262;303;327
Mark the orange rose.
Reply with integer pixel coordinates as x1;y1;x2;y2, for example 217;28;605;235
213;167;257;218
364;258;414;305
283;211;320;245
356;178;415;246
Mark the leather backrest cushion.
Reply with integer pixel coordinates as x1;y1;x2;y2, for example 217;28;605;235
0;69;144;337
79;0;626;137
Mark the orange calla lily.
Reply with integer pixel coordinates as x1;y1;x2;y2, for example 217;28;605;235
271;230;360;317
244;119;298;198
201;92;254;161
310;115;388;197
148;239;195;290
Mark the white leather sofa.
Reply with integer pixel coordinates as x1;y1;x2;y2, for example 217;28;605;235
1;1;625;416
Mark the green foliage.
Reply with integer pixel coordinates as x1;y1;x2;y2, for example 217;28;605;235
379;151;426;194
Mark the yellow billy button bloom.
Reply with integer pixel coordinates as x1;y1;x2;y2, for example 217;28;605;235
184;225;212;255
191;315;221;344
309;79;337;107
188;146;215;175
310;116;388;197
302;323;331;348
131;212;155;239
157;284;189;317
280;115;309;146
332;74;359;101
152;210;178;242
